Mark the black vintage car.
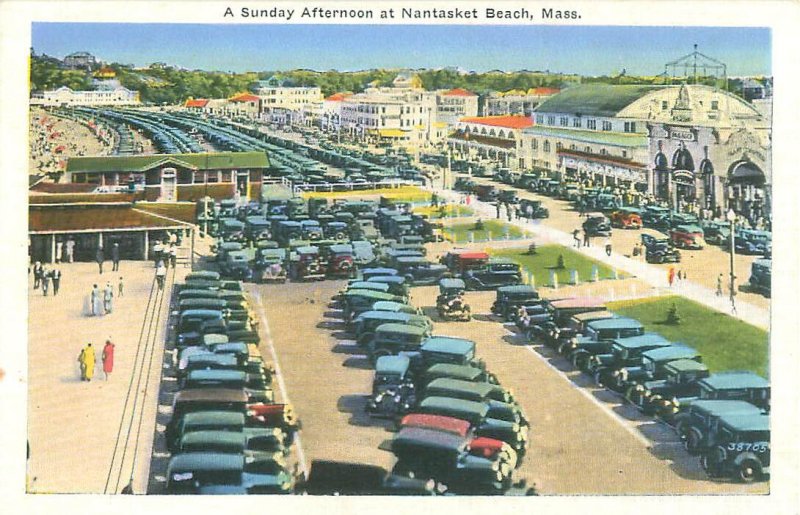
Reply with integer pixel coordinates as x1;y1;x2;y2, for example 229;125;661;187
518;199;549;219
641;233;681;264
490;285;539;320
582;213;612;237
462;259;522;290
394;256;449;286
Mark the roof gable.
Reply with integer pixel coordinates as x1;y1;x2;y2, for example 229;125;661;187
535;84;673;117
459;115;533;129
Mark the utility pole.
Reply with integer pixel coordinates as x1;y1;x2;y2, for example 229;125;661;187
727;209;737;313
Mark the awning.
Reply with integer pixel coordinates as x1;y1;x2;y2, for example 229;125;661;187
378;129;408;138
729;161;765;182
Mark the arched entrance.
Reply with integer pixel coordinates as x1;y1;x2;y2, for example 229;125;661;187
727;160;767;220
672;146;696;203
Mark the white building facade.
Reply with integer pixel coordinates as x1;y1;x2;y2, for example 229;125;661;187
32;86;140;106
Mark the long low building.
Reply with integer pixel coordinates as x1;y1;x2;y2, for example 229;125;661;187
64;151;270;202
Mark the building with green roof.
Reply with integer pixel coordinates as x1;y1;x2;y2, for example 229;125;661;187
65;151;271;203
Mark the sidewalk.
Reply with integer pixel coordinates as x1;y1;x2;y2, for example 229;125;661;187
431;187;770;330
27;260;184;493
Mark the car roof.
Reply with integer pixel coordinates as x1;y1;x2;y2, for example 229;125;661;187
180;430;246;449
457;251;490;260
167;452;243;473
425;363;483;380
368;275;407;285
420;396;489;416
344;290;399;301
180;309;223;318
399;414;471;436
718;413;770;433
421;337;475;355
187;369;247;381
187;353;239;366
615;207;641;213
392;427;466;452
674;224;703;232
187;271;222;281
689;400;764;416
588;317;642;330
362;267;399;276
699;372;769;389
173;388;248;404
426;378;494;397
396;256;428;263
357;311;411;322
753;258;771;267
375;323;427;336
375;355;411;374
488;257;516;265
372;301;414;312
182;410;246;425
572;310;616;322
296;246;319;254
439;278;466;289
329;244;353;253
279;220;302;227
348;282;390;292
497;285;537;293
611;333;671;349
642;347;701;363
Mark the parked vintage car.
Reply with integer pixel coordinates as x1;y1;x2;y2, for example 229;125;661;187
245;216;271;244
563;317;645;372
440;250;490;275
351;240;378;266
352;310;432;347
214;241;244;264
408;337;484;371
394;256;449;286
734;229;772;256
384;427;513;494
672;400;765;456
655;371;770;423
627;358;711;415
414;397;528;454
274;220;304;246
341;290;406;324
367;355;417;417
582;213;612;237
615;346;703;401
254;248;288;283
641;233;681;264
372;300;420;316
220;249;256;281
462;258;522;290
670;224;705;250
367;323;429;363
175;429;288;460
524;297;607;345
321;244;356;278
699;413;770;483
610;207;643;229
300;219;325;241
300;460;436;496
423;378;517;407
219;218;246;243
491;285;540;320
748;259;771;297
289;246;327;281
700;220;731;246
641;205;671;229
436;278;471;322
518;199;549;219
422;363;499;386
586;333;674;389
181;369;272;404
166;452;294;494
366;275;410;298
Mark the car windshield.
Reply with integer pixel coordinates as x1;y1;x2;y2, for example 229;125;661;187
612;344;627;359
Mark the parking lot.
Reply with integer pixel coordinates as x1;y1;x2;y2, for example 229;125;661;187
250;279;768;494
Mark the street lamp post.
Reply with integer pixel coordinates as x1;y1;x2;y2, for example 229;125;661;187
726;208;737;313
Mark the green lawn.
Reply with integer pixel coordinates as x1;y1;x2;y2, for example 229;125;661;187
444;220;530;243
607;296;768;378
301;185;431;203
413;204;474;219
490;245;622;286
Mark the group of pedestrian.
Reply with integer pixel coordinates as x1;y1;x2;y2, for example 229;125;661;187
31;261;62;296
152;232;179;268
89;282;116;316
667;267;688;287
96;242;122;274
53;237;76;264
77;340;114;382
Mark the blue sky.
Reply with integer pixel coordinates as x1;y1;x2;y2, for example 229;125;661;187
31;23;771;76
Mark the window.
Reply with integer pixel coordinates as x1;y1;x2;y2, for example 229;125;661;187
711;100;719;110
573;118;582;128
587;119;596;130
547;116;555;125
600;148;608;156
556;142;563;151
535;115;544;124
662;100;668;110
624;121;636;133
531;139;538;150
622;150;628;158
602;121;612;131
585;146;592;153
543;141;551;153
570;144;577;150
560;116;569;126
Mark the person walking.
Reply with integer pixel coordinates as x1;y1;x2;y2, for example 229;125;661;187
156;260;167;290
41;266;51;296
716;274;723;296
33;261;43;290
65;238;75;263
572;229;581;248
169;244;178;268
102;340;115;380
55;239;63;264
103;282;114;314
525;204;533;222
96;245;105;275
668;267;676;288
495;201;501;220
91;284;103;316
51;268;61;296
78;343;96;382
118;276;124;298
604;238;612;257
583;228;591;247
152;240;164;266
111;242;120;272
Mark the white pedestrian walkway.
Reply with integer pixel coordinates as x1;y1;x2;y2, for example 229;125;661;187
431;187;770;330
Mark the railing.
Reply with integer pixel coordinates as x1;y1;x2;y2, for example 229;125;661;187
291;179;418;195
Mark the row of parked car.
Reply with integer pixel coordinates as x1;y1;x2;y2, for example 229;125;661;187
483;284;770;483
317;268;533;495
163;271;303;494
454;169;772;296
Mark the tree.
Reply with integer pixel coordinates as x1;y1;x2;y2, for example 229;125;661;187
556;254;565;269
665;302;682;325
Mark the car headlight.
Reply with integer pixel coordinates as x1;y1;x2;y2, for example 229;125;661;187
612;370;620;377
635;384;644;392
491;460;500;471
672;397;680;407
512;423;520;433
496;470;504;482
620;369;628;381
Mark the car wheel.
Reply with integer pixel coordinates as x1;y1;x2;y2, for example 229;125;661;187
572;352;589;372
737;459;762;483
593;370;605;387
623;385;638;404
684;427;703;455
701;447;726;478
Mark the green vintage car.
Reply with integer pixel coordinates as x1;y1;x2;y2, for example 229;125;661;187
352;310;433;347
422;364;499;386
368;323;429;363
424;378;516;406
341;289;406;323
182;369;273;404
699;413;770;483
371;301;420;315
176;429;288;459
166;452;294;494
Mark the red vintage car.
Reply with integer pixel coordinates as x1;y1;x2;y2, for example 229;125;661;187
440;250;490;274
610;208;643;229
324;244;356;278
670;225;705;250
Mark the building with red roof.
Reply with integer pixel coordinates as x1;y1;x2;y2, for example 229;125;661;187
184;98;209;109
448;116;533;168
458;115;533;130
436;88;479;126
